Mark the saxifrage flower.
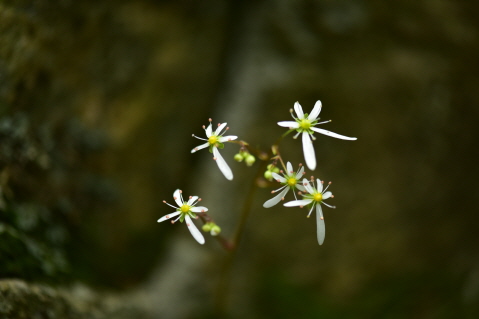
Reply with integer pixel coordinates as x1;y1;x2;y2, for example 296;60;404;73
263;162;306;208
283;178;335;245
192;119;238;180
277;100;356;170
158;189;208;244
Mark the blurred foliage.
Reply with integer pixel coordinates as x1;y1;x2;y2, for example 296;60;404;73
0;112;110;281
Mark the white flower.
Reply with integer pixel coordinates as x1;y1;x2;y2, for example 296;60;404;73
283;178;335;245
278;100;357;170
158;189;208;244
263;162;306;208
191;119;238;180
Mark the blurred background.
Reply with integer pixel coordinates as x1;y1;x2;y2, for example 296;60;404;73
1;0;478;318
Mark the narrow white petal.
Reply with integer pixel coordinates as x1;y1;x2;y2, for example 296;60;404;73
302;178;314;194
185;215;205;244
296;184;306;192
308;100;322;121
215;123;227;135
173;189;183;206
218;135;238;142
157;211;181;223
317;179;323;193
294;102;304;119
187;196;199;205
286;162;293;174
191;142;209;153
190;206;208;213
322;191;332;199
278;121;300;128
311;127;357;140
263;187;289;208
284;199;313;207
271;172;287;183
316;205;325;245
302;132;316;170
205;123;212;137
213;147;233;180
295;166;305;179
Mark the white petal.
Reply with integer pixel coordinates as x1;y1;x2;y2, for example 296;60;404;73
263;187;289;208
296;184;306;192
205;123;212;137
218;135;238;142
302;132;316;170
316;205;325;245
215;123;227;135
190;206;208;213
157;211;181;223
284;199;313;207
308;100;322;121
295;166;305;179
277;121;300;128
302;178;314;195
213;147;233;180
322;191;332;199
271;172;287;183
185;215;205;244
187;196;198;205
294;101;304;119
191;142;209;153
286;162;293;174
173;189;183;206
317;179;323;193
311;127;357;140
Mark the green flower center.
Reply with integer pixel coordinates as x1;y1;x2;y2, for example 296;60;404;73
180;204;191;213
313;193;323;202
287;177;297;187
299;119;311;130
208;135;218;145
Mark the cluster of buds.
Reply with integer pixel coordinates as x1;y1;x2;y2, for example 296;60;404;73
263;163;280;181
202;222;221;236
234;150;256;166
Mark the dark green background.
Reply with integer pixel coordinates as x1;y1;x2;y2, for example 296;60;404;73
1;0;478;318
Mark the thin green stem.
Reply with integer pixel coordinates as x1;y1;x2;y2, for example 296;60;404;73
214;157;268;315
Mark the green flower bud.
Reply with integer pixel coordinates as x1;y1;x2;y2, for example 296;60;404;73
272;166;280;173
234;153;244;162
202;223;212;232
210;225;221;236
264;170;273;181
245;155;256;166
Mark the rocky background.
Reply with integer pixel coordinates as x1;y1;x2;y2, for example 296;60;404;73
1;0;478;318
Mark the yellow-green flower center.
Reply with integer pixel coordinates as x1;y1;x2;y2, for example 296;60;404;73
287;177;297;187
299;119;311;130
180;204;191;213
208;135;218;145
313;193;323;202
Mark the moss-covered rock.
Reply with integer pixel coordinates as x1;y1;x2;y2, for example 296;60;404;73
0;279;151;319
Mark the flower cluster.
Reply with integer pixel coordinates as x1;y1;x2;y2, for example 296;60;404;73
157;100;356;246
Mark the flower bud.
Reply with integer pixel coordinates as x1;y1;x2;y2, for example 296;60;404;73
202;223;212;232
245;155;256;166
234;153;244;162
210;225;221;236
264;170;273;181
